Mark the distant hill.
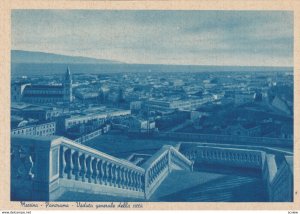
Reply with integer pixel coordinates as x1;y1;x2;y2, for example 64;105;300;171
11;50;123;64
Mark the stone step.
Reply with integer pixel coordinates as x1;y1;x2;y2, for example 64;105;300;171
150;170;267;202
56;191;145;202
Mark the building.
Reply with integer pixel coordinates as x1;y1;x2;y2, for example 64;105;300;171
128;117;156;133
64;109;131;131
11;121;56;136
145;96;214;112
22;106;63;121
12;67;73;104
11;83;30;102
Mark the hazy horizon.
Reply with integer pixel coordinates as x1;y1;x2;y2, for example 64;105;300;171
12;10;293;67
11;49;294;68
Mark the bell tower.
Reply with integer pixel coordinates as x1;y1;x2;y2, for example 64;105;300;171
63;66;72;103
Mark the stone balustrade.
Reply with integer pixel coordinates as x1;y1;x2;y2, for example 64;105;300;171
58;137;145;192
11;135;192;201
169;146;193;171
179;142;293;202
181;145;265;169
159;132;292;147
142;145;192;199
11;135;145;201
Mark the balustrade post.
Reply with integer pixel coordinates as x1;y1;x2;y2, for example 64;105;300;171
133;172;138;191
79;153;86;182
123;168;128;189
130;170;134;190
73;152;80;181
85;156;92;183
118;167;123;188
92;158;98;184
115;166;120;188
137;173;142;192
105;162;110;185
110;164;115;186
148;169;152;184
102;161;107;185
59;146;67;178
97;159;103;184
67;149;75;180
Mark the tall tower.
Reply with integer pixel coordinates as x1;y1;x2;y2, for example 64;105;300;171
63;66;72;103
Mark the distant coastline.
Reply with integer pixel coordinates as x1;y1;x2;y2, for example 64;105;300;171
11;50;293;77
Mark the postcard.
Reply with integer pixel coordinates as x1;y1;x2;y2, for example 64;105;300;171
0;0;299;211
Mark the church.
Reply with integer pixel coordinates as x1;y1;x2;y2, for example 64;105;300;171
12;67;73;104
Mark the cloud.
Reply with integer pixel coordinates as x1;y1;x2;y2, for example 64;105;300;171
12;10;293;66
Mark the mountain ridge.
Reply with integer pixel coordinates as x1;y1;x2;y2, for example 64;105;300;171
11;50;123;64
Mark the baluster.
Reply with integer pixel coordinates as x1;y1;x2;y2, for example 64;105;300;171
157;161;161;174
129;171;134;190
92;158;98;184
123;168;127;189
159;160;163;172
102;161;107;185
119;167;124;188
164;156;167;168
105;162;110;185
155;164;159;178
128;170;133;190
122;168;127;189
73;152;80;181
97;159;103;184
150;168;154;183
125;169;130;189
101;160;107;185
131;170;136;190
106;163;111;186
148;169;152;185
79;153;86;182
85;156;92;183
153;167;156;182
110;164;115;186
133;172;138;191
136;173;141;191
114;166;119;187
67;149;75;179
59;146;67;178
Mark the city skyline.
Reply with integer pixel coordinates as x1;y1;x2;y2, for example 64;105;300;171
12;10;293;67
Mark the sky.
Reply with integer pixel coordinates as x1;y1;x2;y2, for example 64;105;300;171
12;10;293;67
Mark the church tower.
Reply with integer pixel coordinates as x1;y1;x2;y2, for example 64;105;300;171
63;66;72;103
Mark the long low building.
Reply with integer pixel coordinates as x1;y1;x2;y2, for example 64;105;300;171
11;121;56;136
144;96;214;111
64;109;131;130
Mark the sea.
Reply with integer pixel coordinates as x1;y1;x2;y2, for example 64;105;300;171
11;63;293;77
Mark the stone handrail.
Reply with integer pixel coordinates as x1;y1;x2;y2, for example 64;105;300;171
11;135;193;201
58;137;145;192
141;145;192;199
169;146;193;171
178;142;293;202
11;135;145;201
181;145;265;169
